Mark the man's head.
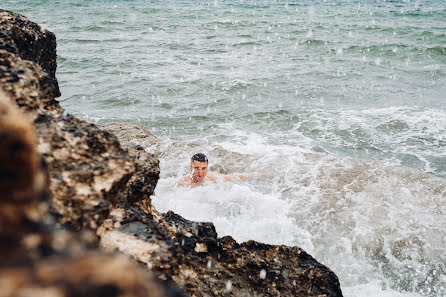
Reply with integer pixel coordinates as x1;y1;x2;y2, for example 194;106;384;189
190;153;208;183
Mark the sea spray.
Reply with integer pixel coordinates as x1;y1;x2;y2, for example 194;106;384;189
153;139;446;297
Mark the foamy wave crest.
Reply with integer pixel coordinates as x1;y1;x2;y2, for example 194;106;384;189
218;79;252;91
295;107;446;178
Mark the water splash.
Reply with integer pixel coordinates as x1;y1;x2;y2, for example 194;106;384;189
153;139;446;297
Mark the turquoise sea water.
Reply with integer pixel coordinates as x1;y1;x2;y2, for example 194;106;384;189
3;1;445;296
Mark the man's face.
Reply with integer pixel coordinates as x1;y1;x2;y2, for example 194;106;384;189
190;160;208;183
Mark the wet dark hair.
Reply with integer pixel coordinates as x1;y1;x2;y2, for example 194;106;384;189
191;153;208;164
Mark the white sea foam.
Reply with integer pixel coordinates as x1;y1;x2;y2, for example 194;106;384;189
153;137;446;297
343;280;424;297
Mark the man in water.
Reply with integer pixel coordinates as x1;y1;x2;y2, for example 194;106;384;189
178;153;245;186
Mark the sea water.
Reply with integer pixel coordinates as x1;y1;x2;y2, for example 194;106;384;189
3;1;445;296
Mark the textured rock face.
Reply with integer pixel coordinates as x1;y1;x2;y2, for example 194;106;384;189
0;9;60;96
99;193;343;297
0;45;120;229
0;10;182;297
0;92;47;246
0;247;186;297
0;49;60;114
0;9;343;297
0;9;160;230
0;93;186;297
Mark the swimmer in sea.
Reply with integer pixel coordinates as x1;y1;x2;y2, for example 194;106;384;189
178;153;246;186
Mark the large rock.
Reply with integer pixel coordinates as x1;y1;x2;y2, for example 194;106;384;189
0;9;60;96
0;9;160;230
0;46;120;229
163;211;342;297
0;9;182;297
0;91;187;297
0;9;343;297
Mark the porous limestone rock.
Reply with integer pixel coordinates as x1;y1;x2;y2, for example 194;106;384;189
0;9;60;96
99;203;343;297
98;121;161;151
0;64;186;297
0;10;160;230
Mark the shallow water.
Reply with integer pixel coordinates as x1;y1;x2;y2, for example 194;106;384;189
3;0;446;296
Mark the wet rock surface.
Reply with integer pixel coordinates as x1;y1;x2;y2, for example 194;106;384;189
0;9;343;297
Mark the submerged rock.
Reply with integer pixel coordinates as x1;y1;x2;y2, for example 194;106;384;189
0;9;343;297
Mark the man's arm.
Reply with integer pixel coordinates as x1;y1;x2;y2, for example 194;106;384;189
221;173;248;182
177;175;192;186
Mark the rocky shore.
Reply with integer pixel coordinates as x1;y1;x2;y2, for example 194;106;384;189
0;10;343;297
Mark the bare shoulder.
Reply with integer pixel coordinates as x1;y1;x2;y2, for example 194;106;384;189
210;172;247;182
206;173;218;183
177;175;192;186
222;173;248;182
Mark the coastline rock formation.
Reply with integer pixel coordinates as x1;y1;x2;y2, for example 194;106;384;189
0;10;59;96
0;9;343;297
0;89;186;297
